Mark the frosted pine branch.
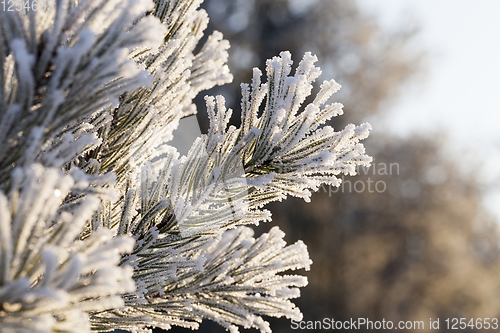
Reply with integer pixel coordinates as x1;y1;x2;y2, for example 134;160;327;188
0;0;166;185
99;51;370;332
0;164;135;332
93;226;311;333
239;52;372;203
130;51;371;237
95;0;232;185
0;0;372;332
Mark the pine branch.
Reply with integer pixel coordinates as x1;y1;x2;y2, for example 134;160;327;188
105;51;371;332
93;226;311;333
125;51;371;239
95;0;232;186
0;164;135;332
0;0;165;186
1;1;373;332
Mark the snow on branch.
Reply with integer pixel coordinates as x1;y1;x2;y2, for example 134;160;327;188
134;51;371;236
0;0;165;185
238;51;372;203
93;226;311;333
0;164;135;332
123;49;372;239
99;51;370;332
97;0;232;185
0;1;372;332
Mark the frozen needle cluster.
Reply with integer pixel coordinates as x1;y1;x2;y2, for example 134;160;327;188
0;0;371;332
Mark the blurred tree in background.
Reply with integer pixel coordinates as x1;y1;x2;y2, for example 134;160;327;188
165;0;500;332
195;0;422;130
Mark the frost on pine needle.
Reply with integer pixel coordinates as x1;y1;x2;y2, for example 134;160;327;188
1;0;371;332
239;51;372;203
0;0;165;184
96;0;232;185
98;52;371;332
94;226;311;333
0;165;135;332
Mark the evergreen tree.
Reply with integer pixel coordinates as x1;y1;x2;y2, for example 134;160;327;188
0;0;371;331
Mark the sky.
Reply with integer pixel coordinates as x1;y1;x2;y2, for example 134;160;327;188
360;0;500;218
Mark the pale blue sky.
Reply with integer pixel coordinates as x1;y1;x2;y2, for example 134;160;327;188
360;0;500;217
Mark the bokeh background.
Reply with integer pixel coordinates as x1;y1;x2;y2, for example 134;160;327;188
157;0;500;332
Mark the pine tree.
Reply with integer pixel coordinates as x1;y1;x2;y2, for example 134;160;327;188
0;0;371;332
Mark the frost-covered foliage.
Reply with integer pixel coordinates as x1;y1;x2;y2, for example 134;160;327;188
0;0;371;332
0;164;135;332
